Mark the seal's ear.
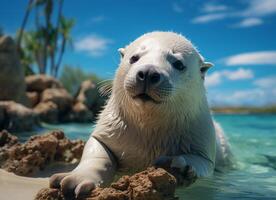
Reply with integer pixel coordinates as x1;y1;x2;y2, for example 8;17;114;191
200;62;214;79
118;48;125;58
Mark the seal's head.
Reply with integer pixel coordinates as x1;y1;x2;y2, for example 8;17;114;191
113;31;213;118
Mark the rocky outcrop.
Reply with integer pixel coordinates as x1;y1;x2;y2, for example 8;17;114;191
75;80;106;116
26;75;62;92
75;80;98;108
0;101;39;131
0;35;29;106
35;167;178;200
0;130;84;176
25;75;97;124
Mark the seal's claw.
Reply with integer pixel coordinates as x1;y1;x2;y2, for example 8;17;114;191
75;180;95;198
60;174;80;197
49;172;70;188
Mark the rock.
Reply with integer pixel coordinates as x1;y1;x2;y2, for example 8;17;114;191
72;102;94;122
26;91;40;107
41;88;73;111
0;35;29;106
34;101;59;123
35;188;64;200
35;167;178;200
0;130;19;166
0;130;85;176
75;80;98;109
35;188;65;200
25;75;62;92
0;130;18;147
0;101;39;131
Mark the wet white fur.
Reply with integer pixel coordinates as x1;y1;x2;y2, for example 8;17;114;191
53;32;231;194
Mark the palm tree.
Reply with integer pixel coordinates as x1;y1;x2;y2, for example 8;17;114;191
53;16;75;77
17;0;35;50
18;0;74;77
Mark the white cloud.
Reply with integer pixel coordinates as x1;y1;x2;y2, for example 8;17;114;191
172;2;183;13
191;0;276;26
223;51;276;66
254;76;276;88
202;3;228;13
205;68;254;87
208;88;276;106
222;68;254;80
243;0;276;17
192;13;227;24
75;35;112;57
233;18;263;28
205;71;222;87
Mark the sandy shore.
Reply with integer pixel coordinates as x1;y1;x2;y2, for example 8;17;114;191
0;169;48;200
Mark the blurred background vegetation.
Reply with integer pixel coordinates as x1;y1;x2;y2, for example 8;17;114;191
12;0;102;95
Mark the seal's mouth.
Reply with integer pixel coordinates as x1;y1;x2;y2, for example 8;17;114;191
133;93;160;104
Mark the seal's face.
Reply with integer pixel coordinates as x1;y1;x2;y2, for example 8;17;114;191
114;32;213;112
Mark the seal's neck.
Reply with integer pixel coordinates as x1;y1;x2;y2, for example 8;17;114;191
109;89;210;133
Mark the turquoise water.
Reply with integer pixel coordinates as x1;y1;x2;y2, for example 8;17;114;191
17;114;276;199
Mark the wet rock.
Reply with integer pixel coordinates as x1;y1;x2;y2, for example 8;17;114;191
0;35;29;106
0;101;39;131
0;131;85;176
35;167;178;200
26;75;62;92
34;101;59;123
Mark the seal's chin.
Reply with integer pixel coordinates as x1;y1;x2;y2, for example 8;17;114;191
133;93;161;104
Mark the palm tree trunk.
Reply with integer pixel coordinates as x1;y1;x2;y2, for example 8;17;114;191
54;38;66;77
17;0;34;51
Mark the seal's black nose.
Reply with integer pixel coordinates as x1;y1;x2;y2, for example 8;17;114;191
136;67;161;86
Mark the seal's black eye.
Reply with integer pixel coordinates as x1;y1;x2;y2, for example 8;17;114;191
172;60;186;71
130;55;140;64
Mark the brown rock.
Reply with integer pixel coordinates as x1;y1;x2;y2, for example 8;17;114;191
0;101;39;131
27;91;40;107
35;188;64;200
75;80;98;109
35;167;177;200
0;131;85;176
41;88;73;111
0;35;29;106
0;130;19;166
25;75;62;92
0;130;18;147
72;102;94;122
34;101;59;123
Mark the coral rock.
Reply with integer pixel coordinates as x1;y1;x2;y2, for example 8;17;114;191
35;167;178;200
0;131;85;176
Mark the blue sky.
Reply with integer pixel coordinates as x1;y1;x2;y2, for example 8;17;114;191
1;0;276;106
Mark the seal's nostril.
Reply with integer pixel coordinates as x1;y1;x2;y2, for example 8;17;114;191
137;71;145;81
150;72;160;84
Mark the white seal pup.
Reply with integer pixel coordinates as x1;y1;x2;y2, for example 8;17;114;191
50;31;231;197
